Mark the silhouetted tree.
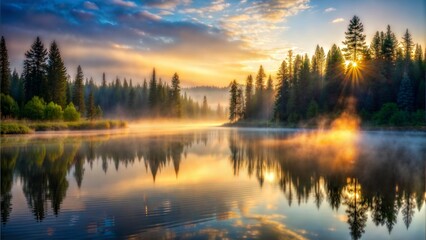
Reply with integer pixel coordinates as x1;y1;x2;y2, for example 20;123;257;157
0;36;10;95
23;37;48;101
72;65;85;114
342;16;367;62
47;41;67;107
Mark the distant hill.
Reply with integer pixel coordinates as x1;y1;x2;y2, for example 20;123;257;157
182;86;229;108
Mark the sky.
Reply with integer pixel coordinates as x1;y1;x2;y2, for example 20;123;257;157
2;0;425;87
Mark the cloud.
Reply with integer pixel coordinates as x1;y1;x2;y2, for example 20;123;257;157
248;0;310;22
138;10;162;21
111;0;136;8
332;18;344;23
84;1;99;10
324;7;336;13
143;0;190;9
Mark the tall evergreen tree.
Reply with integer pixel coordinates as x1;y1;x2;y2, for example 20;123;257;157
149;68;157;110
229;80;238;122
370;31;383;60
47;41;67;107
324;44;345;111
86;90;95;120
401;29;414;64
171;72;181;117
73;65;85;114
202;96;208;116
23;37;48;101
274;60;289;121
255;65;266;92
342;15;367;62
236;87;244;120
0;36;10;95
244;74;253;119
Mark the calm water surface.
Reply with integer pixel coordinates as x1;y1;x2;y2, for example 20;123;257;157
1;127;425;239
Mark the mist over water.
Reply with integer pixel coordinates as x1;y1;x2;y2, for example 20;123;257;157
1;126;425;239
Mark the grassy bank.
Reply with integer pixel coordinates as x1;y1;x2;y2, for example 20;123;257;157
1;120;127;134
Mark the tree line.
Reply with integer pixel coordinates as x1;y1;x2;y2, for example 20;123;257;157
0;36;223;120
229;16;425;126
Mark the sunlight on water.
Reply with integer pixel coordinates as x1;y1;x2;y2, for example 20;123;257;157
1;127;425;240
276;112;361;167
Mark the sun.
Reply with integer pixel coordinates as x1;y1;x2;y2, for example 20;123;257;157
345;60;358;68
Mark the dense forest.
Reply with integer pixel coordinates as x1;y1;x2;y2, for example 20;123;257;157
229;16;425;126
0;36;224;120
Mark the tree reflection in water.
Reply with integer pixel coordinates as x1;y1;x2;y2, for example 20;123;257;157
1;130;425;240
228;130;425;240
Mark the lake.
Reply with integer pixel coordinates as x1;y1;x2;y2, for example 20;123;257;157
1;126;425;239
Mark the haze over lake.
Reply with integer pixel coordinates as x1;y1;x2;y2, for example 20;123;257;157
1;126;425;239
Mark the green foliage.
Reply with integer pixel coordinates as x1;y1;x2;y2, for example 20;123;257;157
94;105;103;119
0;122;32;134
389;110;409;126
24;96;46;120
63;103;80;121
44;101;63;120
373;103;398;125
1;93;19;118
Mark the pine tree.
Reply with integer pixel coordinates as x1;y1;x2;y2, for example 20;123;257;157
255;65;266;93
229;80;238;122
342;15;367;62
23;37;48;101
0;36;10;95
149;68;157;110
397;72;414;112
47;41;67;107
401;29;414;64
255;65;266;118
370;31;382;60
86;90;95;120
244;74;253;119
73;65;85;114
382;25;398;63
324;44;345;111
236;87;244;120
171;72;181;117
274;60;289;121
202;96;208;116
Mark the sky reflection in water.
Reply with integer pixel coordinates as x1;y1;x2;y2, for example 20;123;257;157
1;128;425;239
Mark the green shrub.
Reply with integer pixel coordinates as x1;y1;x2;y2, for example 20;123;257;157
0;122;32;134
63;103;80;121
0;93;19;119
45;102;63;120
373;103;398;125
389;111;409;126
23;96;46;120
411;110;426;126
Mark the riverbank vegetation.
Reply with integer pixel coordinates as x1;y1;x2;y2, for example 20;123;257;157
228;16;425;127
1;120;127;134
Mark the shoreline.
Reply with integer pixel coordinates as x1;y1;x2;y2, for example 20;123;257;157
222;121;426;132
1;120;128;134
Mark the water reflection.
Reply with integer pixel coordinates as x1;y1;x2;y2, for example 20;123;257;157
228;130;425;239
1;130;425;239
